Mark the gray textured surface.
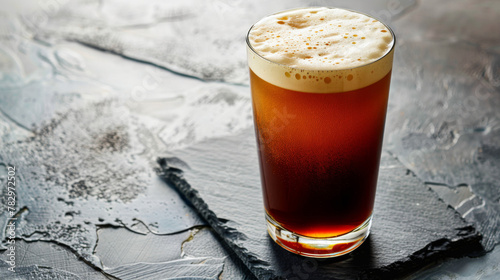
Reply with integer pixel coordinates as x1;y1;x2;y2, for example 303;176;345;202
183;227;256;280
27;0;416;85
0;99;206;265
93;226;253;279
1;0;499;279
0;0;250;277
385;0;500;251
0;240;109;280
95;226;191;269
157;129;482;279
105;258;225;280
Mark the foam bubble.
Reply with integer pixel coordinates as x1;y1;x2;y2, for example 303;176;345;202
247;7;395;93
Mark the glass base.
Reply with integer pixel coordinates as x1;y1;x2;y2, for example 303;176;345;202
266;213;371;258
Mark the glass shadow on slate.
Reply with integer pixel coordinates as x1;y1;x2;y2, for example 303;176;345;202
267;235;377;278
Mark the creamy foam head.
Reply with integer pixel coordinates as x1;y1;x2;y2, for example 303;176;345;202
247;7;395;93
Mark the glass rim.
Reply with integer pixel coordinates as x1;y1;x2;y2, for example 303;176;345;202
246;7;396;72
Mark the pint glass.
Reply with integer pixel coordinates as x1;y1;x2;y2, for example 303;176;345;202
247;7;395;257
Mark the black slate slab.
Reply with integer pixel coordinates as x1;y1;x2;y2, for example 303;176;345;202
157;128;483;279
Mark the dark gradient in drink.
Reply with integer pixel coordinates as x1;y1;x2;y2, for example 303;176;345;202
250;69;391;238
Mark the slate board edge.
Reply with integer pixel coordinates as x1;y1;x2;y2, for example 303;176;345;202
156;157;484;280
362;230;483;280
156;158;275;280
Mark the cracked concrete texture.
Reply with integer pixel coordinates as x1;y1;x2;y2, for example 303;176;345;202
0;240;110;279
0;227;249;280
94;226;244;280
94;226;254;279
94;226;191;269
0;6;214;278
0;97;206;260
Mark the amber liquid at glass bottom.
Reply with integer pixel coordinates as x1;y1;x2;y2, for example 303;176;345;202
250;69;391;257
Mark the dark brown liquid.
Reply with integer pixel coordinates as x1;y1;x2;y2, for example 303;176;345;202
250;69;391;238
